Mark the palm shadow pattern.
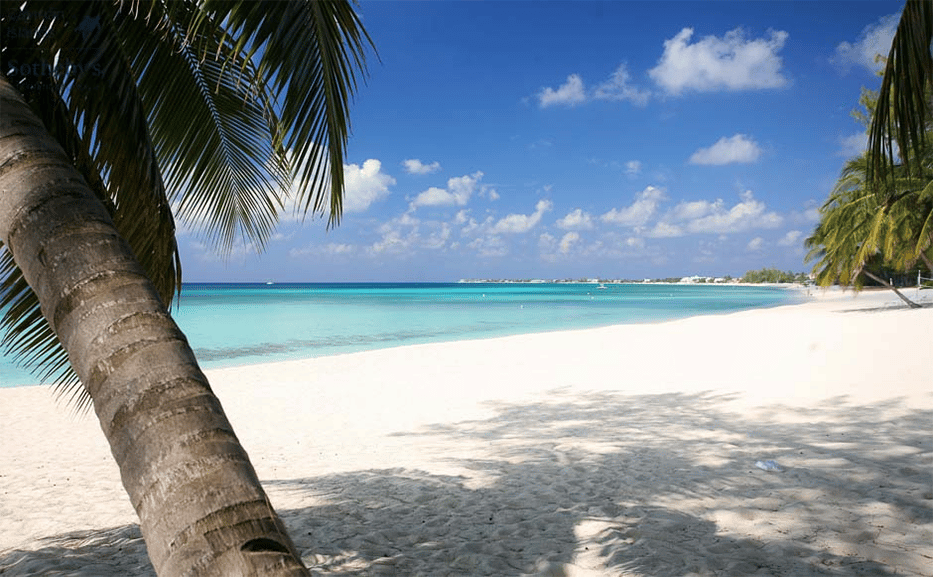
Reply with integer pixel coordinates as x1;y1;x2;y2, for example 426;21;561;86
1;390;931;576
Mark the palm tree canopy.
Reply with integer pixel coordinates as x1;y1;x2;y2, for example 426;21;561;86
867;0;932;184
808;0;932;298
1;0;373;398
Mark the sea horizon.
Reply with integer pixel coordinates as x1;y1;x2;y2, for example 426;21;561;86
1;282;803;388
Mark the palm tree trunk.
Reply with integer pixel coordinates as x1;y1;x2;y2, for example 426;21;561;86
861;269;922;308
921;251;933;275
0;76;309;576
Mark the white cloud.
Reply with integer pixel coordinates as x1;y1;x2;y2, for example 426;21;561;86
479;186;500;201
649;27;789;94
689;134;761;165
832;14;897;74
625;160;642;177
538;74;586;108
671;199;715;221
837;132;867;157
777;230;803;247
411;171;484;208
424;223;451;250
648;221;684;238
492;199;553;234
685;190;783;234
558;232;580;255
342;159;396;212
600;186;666;227
538;65;649;109
468;235;508;257
594;64;651;106
625;236;646;249
403;159;442;175
747;236;765;251
290;243;356;257
556;208;595;230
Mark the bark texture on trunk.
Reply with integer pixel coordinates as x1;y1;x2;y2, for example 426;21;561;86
0;75;310;576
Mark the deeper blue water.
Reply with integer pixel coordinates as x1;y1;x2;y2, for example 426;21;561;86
0;282;800;387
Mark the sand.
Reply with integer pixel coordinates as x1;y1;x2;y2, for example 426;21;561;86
1;288;931;576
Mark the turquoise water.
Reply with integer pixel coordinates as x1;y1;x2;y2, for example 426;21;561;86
0;283;800;387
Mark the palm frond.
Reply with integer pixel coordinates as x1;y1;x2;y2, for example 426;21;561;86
200;0;375;226
0;1;178;403
33;0;181;306
116;0;290;254
868;0;933;185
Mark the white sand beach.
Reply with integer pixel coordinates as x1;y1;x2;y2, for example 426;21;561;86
1;288;931;576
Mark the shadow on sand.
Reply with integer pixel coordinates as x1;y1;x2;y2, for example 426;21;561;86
2;390;930;576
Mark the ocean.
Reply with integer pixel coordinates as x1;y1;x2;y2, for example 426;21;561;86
0;282;801;387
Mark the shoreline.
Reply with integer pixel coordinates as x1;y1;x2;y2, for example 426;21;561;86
1;288;931;576
1;283;813;390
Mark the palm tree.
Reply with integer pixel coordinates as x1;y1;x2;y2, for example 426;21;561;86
805;154;928;308
867;0;932;184
807;0;932;304
0;1;371;575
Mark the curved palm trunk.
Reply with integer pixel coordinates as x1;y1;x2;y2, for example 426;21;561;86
921;251;933;275
861;269;922;308
0;76;309;576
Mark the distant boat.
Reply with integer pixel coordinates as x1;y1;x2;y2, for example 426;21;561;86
596;283;608;289
265;281;274;285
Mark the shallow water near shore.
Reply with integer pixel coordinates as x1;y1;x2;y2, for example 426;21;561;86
0;282;800;387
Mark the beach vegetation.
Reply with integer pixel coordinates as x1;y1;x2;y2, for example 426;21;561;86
740;268;803;284
806;0;932;308
0;1;372;575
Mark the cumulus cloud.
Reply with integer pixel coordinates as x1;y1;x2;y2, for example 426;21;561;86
777;230;803;247
538;74;586;107
689;134;762;165
492;199;553;234
367;213;420;255
832;14;897;74
468;235;508;257
558;232;580;255
747;236;765;251
593;64;651;106
342;159;396;212
403;159;442;175
625;160;642;177
290;243;356;257
648;221;684;238
556;208;595;230
600;186;666;227
671;199;715;221
837;132;867;157
411;171;484;208
367;213;452;255
625;236;646;249
685;190;783;234
278;158;395;220
649;27;789;94
649;190;782;237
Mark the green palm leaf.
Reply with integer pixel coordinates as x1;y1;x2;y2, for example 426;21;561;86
1;0;373;403
198;0;375;225
868;0;933;185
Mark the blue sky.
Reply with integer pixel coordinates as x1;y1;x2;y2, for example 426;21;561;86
180;1;900;282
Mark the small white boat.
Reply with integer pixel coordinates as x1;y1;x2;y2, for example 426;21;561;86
596;283;608;289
